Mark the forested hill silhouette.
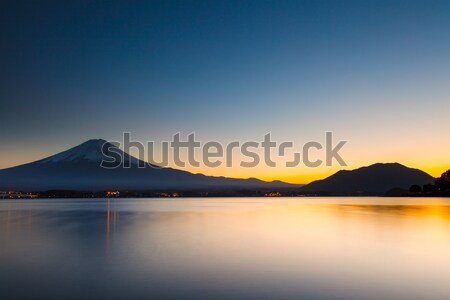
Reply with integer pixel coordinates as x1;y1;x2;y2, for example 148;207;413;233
0;139;298;191
300;163;435;196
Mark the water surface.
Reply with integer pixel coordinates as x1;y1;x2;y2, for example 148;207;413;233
1;197;449;300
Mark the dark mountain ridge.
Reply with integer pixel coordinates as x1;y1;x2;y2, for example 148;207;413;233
300;163;435;195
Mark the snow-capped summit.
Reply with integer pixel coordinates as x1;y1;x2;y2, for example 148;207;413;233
38;139;141;166
39;139;110;163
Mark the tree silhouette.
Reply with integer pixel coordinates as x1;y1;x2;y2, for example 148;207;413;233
409;184;422;193
423;183;438;193
435;169;450;191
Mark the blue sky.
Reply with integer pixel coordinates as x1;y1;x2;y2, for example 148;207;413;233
1;0;449;182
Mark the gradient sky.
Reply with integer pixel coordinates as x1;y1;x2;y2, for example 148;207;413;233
1;0;450;183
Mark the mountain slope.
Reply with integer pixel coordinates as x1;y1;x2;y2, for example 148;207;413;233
0;139;297;191
300;163;435;195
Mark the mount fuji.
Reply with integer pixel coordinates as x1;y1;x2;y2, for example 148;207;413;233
0;139;296;191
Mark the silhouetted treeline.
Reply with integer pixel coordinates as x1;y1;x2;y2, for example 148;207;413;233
404;169;450;196
22;188;307;198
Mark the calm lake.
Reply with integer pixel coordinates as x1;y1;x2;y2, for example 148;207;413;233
1;197;449;300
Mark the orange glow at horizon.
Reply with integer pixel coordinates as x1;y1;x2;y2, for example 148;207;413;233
1;134;450;185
